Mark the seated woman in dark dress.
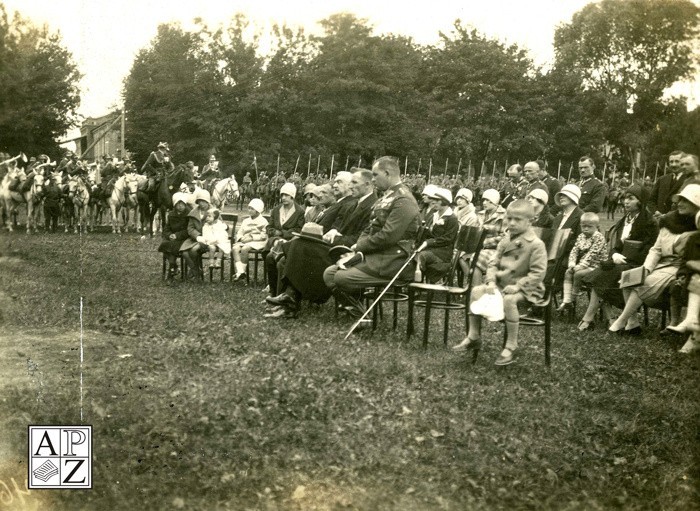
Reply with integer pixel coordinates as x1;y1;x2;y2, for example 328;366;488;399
577;185;657;331
157;192;191;279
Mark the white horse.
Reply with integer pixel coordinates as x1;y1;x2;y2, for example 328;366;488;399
108;174;139;233
67;176;90;234
1;166;26;231
210;177;239;209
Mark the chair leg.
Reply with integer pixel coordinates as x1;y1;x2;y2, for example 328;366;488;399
162;255;166;280
423;291;433;348
392;287;399;331
443;293;451;346
545;305;552;367
644;304;649;327
407;287;415;340
502;322;507;349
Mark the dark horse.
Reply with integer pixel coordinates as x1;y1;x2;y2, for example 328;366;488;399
138;164;193;237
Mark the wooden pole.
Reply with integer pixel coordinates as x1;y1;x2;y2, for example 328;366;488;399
492;160;496;178
602;161;607;184
358;155;362;167
654;162;659;181
642;162;647;180
443;158;449;178
456;158;462;175
404;156;408;177
417;158;422;175
253;152;259;181
567;162;573;182
120;108;125;157
307;154;311;175
345;156;349;172
330;154;334;178
316;154;320;174
468;160;472;179
557;160;561;180
480;161;485;179
428;159;432;182
275;153;280;182
293;155;300;174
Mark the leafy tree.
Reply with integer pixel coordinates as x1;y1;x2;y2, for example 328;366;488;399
0;3;81;157
419;22;543;166
554;0;700;161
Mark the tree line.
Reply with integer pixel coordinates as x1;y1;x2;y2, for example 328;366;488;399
1;0;698;179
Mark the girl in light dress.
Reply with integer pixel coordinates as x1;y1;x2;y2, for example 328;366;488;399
197;208;230;269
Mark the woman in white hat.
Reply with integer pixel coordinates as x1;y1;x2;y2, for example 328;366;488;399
454;188;479;227
263;183;305;294
526;188;553;228
157;192;191;280
608;184;700;336
232;198;269;281
552;184;583;234
414;188;459;283
474;189;507;286
179;189;212;280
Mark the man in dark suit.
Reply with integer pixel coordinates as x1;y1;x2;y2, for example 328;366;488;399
577;156;606;213
316;171;356;232
649;150;685;219
324;169;378;247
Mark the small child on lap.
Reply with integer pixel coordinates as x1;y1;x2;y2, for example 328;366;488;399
453;199;548;366
557;212;607;310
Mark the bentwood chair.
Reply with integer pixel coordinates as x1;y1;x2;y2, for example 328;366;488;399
406;226;486;347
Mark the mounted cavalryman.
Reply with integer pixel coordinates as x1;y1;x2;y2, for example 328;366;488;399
141;142;174;193
200;155;220;193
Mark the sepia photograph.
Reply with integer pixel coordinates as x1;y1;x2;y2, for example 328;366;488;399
0;0;699;509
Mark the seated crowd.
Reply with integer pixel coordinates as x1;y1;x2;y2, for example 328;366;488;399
158;151;700;363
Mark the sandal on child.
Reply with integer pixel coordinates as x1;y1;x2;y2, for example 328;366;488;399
495;348;515;366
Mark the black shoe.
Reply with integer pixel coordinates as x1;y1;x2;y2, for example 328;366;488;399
265;292;297;307
624;326;642;336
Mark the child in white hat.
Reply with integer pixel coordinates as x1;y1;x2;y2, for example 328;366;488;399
232;199;269;281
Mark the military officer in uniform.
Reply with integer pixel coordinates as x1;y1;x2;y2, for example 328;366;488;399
500;164;527;208
201;155;220;191
323;156;420;320
523;161;549;197
141;142;173;192
577;156;606;213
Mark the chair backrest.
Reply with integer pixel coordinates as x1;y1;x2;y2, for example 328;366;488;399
532;227;571;262
449;226;486;287
221;212;238;238
534;227;571;302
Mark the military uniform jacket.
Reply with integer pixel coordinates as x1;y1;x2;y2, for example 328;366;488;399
578;177;606;213
141;151;173;178
525;179;549;197
500;178;528;208
354;182;420;278
485;228;548;304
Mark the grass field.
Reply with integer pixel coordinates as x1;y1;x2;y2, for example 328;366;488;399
0;227;699;510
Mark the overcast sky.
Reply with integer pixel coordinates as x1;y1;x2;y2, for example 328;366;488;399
4;0;699;119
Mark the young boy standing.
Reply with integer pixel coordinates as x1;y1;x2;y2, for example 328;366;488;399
453;199;548;365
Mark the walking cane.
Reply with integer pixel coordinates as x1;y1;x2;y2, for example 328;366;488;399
344;242;427;340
